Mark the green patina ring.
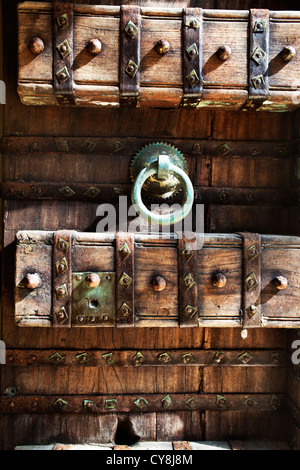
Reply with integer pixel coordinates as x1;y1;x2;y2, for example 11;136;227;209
131;160;194;226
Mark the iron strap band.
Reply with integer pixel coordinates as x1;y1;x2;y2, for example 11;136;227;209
245;9;269;110
52;230;74;327
116;232;135;327
120;5;141;107
181;8;203;107
53;2;76;105
178;235;198;327
238;232;262;329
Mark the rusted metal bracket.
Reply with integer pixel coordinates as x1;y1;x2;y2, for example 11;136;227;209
53;230;74;327
181;8;203;107
116;232;135;326
120;5;141;107
53;2;76;105
244;9;269;110
178;235;198;327
239;232;262;329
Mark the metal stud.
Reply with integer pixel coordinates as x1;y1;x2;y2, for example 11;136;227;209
56;14;69;30
55;307;68;324
251;74;265;90
76;352;90;364
82;140;97;152
118;302;132;318
248;305;258;318
161;395;172;410
25;273;41;290
212;273;227;288
244;397;258;408
49;352;65;364
186;18;200;29
125;20;138;38
55;140;69;152
183;273;195;290
119;242;131;260
53;398;68;410
246;244;259;261
217;45;231;61
56;66;70;85
57;39;71;59
281;46;296;62
155;39;170;55
59;186;75;197
270;352;279;364
181;245;194;262
251;46;267;65
181;352;194;364
186;69;200;88
272;275;288;291
152;276;166;292
217;143;231;155
55;284;68;299
105;399;117;410
186;43;198;60
84;187;101;198
185;397;199;409
213;351;225;364
55;257;68;276
253;20;267;32
29;37;45;55
86;273;101;288
83;400;94;410
270;394;280;410
216;395;226;409
102;352;115;365
57;238;69;252
245;272;258;291
86;39;102;56
134;397;149;409
133;351;145;366
157;352;171;364
183;305;197;320
125;60;138;78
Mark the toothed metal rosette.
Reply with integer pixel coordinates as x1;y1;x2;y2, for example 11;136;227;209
130;142;188;201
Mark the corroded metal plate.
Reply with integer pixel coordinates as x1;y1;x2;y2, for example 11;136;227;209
72;272;115;327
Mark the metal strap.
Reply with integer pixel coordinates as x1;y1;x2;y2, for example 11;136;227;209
116;232;135;327
245;9;269;110
53;2;76;105
178;235;198;327
182;8;203;107
239;232;262;329
120;6;141;107
52;230;74;327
